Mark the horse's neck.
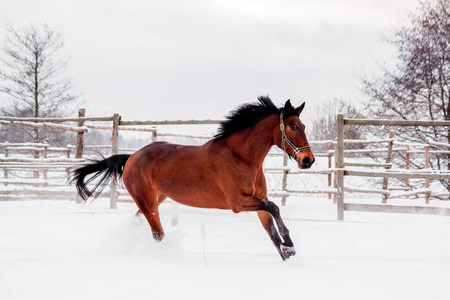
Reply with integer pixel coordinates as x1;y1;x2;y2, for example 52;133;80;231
226;114;278;167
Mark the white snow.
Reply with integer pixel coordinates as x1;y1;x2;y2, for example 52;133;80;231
1;196;450;300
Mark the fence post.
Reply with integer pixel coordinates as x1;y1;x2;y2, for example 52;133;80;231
382;130;395;203
425;139;430;204
111;114;120;155
74;108;86;204
281;152;289;206
3;147;8;185
336;114;345;221
43;146;48;180
75;108;86;159
109;113;120;209
328;142;333;201
152;129;157;142
405;145;410;199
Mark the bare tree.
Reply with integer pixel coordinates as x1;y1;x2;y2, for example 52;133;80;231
309;98;366;153
362;0;449;141
361;0;450;191
0;23;78;145
310;98;365;140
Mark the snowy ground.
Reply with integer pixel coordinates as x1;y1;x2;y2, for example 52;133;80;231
1;197;450;300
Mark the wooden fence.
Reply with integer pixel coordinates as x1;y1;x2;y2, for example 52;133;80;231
0;112;334;206
2;111;450;220
335;115;450;220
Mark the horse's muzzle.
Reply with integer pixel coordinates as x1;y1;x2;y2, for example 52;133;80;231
298;156;315;169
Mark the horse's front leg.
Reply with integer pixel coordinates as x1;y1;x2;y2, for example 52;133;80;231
259;200;296;259
232;197;295;260
257;211;294;260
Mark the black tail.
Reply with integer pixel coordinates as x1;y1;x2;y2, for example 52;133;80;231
71;154;131;201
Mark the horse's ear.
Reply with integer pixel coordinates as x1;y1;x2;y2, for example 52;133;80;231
283;99;292;113
296;102;306;115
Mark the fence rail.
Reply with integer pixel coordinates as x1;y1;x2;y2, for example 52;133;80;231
344;119;450;127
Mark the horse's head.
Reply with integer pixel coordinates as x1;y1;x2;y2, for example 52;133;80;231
277;100;315;169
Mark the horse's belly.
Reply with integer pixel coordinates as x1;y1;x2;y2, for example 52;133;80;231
156;176;230;210
164;188;230;210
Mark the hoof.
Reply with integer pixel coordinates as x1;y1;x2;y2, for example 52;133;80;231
280;244;296;260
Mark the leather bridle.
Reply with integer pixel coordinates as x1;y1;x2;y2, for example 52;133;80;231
280;112;311;159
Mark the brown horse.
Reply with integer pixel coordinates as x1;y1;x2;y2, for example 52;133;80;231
72;96;315;260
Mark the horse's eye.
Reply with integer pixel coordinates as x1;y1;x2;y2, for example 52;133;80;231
289;126;296;131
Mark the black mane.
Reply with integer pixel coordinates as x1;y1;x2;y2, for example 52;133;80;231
214;96;281;140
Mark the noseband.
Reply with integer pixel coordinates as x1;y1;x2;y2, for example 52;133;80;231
280;112;311;159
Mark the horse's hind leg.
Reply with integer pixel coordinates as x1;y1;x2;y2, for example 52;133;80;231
132;193;165;241
134;193;166;218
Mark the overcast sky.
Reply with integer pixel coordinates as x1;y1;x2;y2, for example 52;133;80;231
2;0;417;121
